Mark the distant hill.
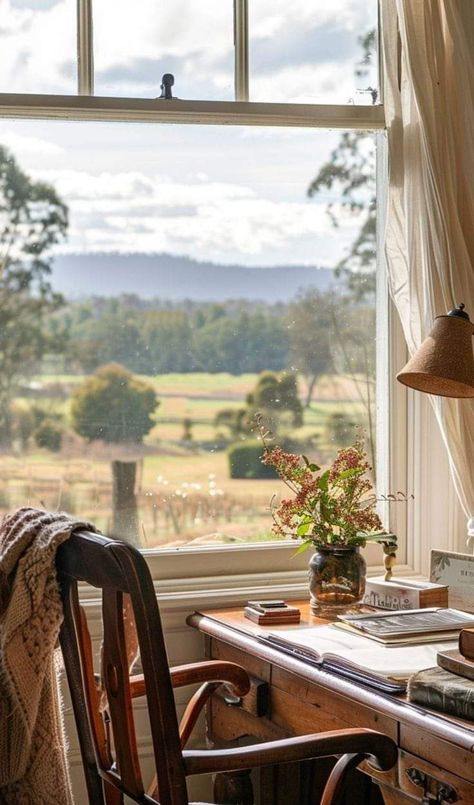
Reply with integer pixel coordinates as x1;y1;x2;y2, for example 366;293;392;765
51;252;340;302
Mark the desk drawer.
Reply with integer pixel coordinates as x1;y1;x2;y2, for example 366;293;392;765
271;667;398;741
398;750;474;803
209;637;271;681
400;725;474;783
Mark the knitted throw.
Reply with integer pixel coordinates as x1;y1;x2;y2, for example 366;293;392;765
0;507;97;805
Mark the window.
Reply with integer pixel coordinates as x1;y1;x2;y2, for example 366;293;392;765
0;1;412;576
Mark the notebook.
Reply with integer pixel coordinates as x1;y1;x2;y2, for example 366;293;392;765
259;624;458;694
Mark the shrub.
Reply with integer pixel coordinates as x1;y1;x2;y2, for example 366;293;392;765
227;440;279;479
10;401;57;450
34;418;63;452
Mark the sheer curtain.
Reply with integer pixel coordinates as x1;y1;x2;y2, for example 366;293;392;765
382;0;474;538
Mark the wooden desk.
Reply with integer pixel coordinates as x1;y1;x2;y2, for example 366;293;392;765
188;602;474;805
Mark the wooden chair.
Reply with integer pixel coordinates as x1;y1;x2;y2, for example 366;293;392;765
57;530;397;805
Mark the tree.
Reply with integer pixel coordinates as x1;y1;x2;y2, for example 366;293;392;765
306;30;378;467
214;407;248;440
307;30;376;300
247;371;303;431
71;363;159;545
193;309;288;374
287;290;334;407
0;145;68;443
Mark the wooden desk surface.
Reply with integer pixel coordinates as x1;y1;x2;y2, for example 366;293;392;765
188;600;474;804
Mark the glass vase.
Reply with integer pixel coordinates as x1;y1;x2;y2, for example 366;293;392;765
309;546;366;618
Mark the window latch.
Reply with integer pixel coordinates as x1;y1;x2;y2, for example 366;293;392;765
158;73;176;100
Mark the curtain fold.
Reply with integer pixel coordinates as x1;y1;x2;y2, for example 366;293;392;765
382;0;474;534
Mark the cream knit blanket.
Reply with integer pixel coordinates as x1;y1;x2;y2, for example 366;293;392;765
0;507;96;805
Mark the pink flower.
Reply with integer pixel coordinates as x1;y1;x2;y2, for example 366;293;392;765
264;438;385;549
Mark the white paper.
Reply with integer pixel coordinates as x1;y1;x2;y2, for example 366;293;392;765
267;625;458;680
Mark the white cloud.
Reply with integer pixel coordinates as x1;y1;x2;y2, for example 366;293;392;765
250;61;370;105
250;0;374;39
0;131;64;158
0;0;76;93
31;167;361;266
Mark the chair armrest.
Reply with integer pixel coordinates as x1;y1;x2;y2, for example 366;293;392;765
170;660;250;696
128;660;250;700
183;728;398;776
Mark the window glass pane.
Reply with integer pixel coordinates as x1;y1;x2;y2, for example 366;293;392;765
93;1;234;100
0;0;76;94
0;119;377;549
249;0;379;104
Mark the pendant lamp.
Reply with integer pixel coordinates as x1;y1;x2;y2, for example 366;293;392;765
397;304;474;398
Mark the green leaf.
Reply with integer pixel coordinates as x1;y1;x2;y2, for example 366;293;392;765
297;521;311;536
318;469;330;491
292;541;311;557
302;454;320;472
337;467;364;480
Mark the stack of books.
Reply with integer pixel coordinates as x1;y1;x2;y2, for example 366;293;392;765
335;608;474;645
244;600;301;625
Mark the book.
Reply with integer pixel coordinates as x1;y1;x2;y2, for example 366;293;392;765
459;627;474;660
437;648;474;681
333;621;461;646
363;576;448;610
408;666;474;721
337;608;474;639
258;624;457;694
244;604;301;625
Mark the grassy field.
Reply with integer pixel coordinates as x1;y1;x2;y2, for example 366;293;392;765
3;371;372;547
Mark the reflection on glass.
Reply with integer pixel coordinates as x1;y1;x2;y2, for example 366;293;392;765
93;0;234;100
0;0;76;94
0;120;376;548
249;0;379;104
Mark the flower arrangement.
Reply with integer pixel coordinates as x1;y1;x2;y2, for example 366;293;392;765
262;438;394;554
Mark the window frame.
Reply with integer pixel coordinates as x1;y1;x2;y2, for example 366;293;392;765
1;0;431;586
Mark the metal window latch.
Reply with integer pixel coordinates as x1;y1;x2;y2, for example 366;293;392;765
405;767;458;803
158;73;177;100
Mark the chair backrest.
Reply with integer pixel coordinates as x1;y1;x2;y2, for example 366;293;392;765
57;530;189;805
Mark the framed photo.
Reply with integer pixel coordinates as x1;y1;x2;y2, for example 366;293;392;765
430;549;474;612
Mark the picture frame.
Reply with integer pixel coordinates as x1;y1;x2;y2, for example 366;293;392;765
430;549;474;612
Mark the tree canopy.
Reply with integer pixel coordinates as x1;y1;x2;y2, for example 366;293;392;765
307;30;376;300
70;363;159;444
0;145;68;441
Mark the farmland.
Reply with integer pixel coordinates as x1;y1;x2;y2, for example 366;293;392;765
1;371;369;548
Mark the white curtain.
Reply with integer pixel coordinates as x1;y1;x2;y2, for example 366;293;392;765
382;0;474;535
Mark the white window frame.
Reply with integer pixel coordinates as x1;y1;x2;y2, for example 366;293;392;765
2;0;442;593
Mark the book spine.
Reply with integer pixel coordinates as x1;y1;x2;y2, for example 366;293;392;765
459;628;474;661
409;675;474;721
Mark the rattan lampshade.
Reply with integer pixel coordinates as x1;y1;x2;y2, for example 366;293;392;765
397;304;474;398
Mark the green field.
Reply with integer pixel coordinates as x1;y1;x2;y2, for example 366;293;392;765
2;371;372;548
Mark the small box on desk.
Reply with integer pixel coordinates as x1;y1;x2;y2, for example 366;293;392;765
363;576;449;610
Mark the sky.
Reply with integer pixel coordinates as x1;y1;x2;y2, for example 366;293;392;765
0;0;377;268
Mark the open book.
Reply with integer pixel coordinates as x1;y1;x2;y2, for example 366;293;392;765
260;624;458;693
